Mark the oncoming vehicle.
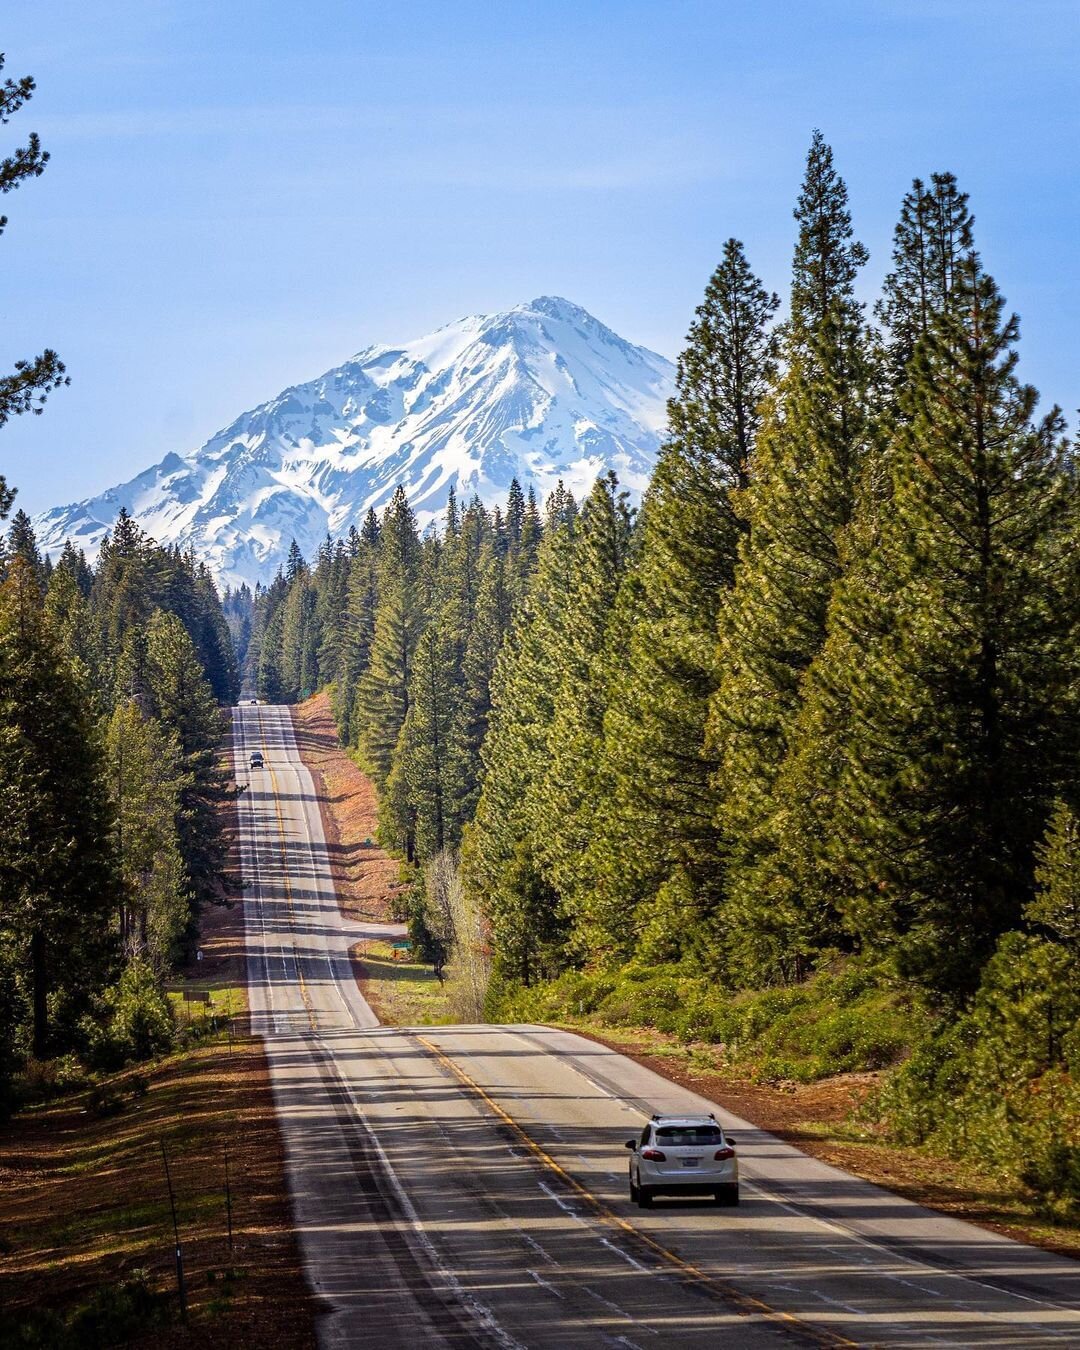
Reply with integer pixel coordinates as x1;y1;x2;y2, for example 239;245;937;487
249;750;264;769
625;1114;739;1208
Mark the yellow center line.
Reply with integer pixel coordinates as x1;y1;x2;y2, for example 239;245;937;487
414;1033;859;1349
257;708;319;1034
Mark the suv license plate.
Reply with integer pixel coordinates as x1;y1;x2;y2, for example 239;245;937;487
681;1158;699;1167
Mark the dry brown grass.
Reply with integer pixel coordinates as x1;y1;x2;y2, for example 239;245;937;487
0;1033;315;1347
0;756;317;1346
291;692;400;922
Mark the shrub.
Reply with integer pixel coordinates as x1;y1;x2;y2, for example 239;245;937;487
84;961;175;1070
66;1270;168;1345
492;957;915;1082
0;1270;169;1348
867;933;1080;1215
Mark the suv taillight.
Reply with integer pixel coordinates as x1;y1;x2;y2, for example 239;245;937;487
640;1147;667;1161
713;1147;735;1160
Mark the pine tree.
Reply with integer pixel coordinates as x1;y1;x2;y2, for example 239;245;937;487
876;173;974;397
106;700;189;967
387;497;497;861
0;54;68;520
454;535;512;824
391;622;456;861
462;487;578;982
315;537;350;686
1030;800;1080;959
816;258;1079;995
43;562;106;706
529;474;632;940
356;487;423;790
505;478;525;547
56;541;94;597
337;509;381;741
706;131;873;982
284;539;305;584
145;610;235;911
5;509;45;589
279;570;318;700
91;510;161;660
254;572;288;702
590;241;778;958
0;557;120;1057
192;561;240;702
768;172;981;973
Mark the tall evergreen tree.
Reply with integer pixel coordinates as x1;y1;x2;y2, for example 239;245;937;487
462;487;578;983
876;173;975;397
529;474;632;941
43;562;106;706
806;258;1079;995
1030;800;1080;960
356;487;423;790
0;53;68;520
0;558;120;1057
337;509;381;741
706;131;873;982
5;509;44;589
589;241;779;958
769;172;981;970
106;700;189;967
453;534;512;825
145;611;235;912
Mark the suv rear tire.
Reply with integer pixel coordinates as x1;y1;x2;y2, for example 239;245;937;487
629;1172;640;1203
637;1187;654;1209
715;1184;740;1206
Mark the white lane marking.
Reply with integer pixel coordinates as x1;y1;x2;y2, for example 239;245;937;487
519;1232;560;1268
325;1046;525;1350
742;1177;1080;1325
505;1025;1080;1329
527;1269;563;1299
273;709;366;1031
234;709;282;1035
537;1179;587;1222
600;1237;649;1273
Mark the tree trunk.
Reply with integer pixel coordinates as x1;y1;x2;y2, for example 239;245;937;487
30;928;48;1059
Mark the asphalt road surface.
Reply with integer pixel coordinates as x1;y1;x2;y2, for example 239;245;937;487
232;702;1080;1349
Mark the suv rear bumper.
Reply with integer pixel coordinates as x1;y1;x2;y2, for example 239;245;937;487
645;1181;729;1197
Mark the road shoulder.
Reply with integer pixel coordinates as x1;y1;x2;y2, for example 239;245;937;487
290;692;400;924
568;1021;1080;1261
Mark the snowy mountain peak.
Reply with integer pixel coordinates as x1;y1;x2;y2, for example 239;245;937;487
34;299;675;589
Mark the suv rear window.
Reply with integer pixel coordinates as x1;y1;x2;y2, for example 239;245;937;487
656;1126;725;1145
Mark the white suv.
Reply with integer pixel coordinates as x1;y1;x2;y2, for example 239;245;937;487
625;1114;739;1208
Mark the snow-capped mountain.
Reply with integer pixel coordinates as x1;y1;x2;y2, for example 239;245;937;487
34;297;674;589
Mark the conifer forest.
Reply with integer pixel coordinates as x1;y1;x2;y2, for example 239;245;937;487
0;58;241;1115
242;135;1080;1210
3;96;1079;1217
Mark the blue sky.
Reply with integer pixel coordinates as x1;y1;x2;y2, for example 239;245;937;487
4;0;1080;516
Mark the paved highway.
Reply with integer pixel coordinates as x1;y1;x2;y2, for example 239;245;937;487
232;702;1080;1348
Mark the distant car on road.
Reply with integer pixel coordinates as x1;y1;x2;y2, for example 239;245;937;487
249;751;264;769
626;1114;738;1208
250;698;258;704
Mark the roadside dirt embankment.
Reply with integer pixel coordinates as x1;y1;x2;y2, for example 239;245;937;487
290;692;400;924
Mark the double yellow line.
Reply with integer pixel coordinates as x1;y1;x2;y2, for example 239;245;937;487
246;705;853;1345
415;1033;858;1349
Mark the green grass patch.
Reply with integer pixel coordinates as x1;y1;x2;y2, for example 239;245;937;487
354;939;456;1026
495;958;925;1083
